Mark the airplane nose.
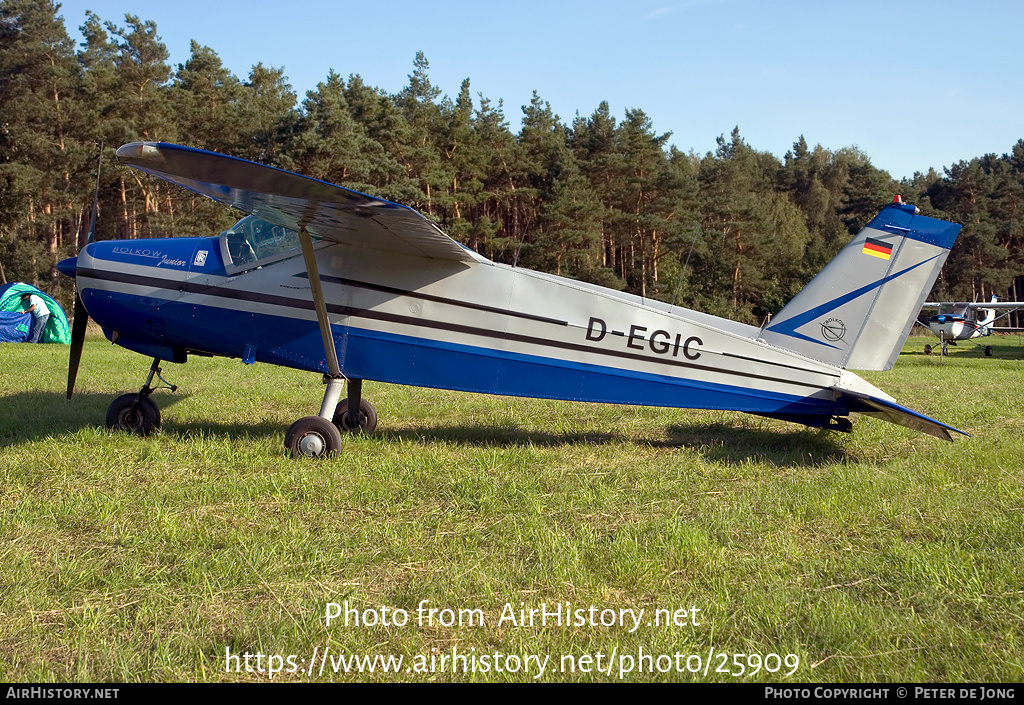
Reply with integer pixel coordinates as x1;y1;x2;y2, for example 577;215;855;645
57;256;78;278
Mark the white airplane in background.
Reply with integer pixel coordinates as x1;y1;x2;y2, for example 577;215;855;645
919;297;1024;356
57;144;969;456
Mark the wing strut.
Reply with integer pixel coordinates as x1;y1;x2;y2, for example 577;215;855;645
298;226;345;420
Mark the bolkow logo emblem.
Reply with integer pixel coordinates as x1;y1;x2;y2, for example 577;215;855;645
820;317;846;342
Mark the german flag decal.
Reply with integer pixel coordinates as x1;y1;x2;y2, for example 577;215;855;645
862;237;893;260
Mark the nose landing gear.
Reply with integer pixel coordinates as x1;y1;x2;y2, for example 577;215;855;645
106;358;178;436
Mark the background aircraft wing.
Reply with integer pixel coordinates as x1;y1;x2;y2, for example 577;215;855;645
965;301;1024;309
922;301;1024;310
116;142;477;263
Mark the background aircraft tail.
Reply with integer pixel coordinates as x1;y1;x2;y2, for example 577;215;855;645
759;199;961;371
978;295;998;332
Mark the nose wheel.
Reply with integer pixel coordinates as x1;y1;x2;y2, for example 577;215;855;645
106;358;176;436
106;394;161;435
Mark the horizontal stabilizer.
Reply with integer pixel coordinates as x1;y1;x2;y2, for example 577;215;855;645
837;389;969;442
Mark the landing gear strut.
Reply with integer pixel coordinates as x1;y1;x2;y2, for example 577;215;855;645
106;358;177;436
333;378;377;433
284;226;378;457
284;225;384;458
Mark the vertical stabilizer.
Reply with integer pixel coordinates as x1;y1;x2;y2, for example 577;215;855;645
978;295;998;331
760;200;961;371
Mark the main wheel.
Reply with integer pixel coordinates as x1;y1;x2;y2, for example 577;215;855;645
285;415;343;458
106;394;161;436
985;345;993;357
924;344;932;355
333;398;378;433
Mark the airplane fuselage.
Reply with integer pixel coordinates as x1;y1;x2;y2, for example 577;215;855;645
925;314;988;341
70;233;889;423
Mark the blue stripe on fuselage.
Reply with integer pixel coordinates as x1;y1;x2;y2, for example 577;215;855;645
148;297;840;417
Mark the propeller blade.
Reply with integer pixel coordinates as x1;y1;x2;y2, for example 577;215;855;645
67;144;102;400
66;293;88;399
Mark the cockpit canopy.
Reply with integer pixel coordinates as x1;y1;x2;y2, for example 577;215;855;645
220;215;301;271
936;303;969;316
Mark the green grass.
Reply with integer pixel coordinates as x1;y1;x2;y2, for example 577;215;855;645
1;334;1022;682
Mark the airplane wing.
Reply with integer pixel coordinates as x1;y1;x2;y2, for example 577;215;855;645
921;301;1024;310
115;142;477;263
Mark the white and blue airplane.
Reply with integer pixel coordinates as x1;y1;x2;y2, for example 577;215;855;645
919;296;1024;356
57;143;967;456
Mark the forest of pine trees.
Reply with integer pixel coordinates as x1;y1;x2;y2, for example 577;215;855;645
2;0;1023;324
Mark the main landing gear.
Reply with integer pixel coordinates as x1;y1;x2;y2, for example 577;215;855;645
284;376;377;458
106;358;177;436
285;225;377;458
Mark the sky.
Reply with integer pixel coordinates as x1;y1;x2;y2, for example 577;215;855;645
52;0;1024;180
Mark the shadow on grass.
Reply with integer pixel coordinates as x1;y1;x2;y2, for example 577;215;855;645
3;391;851;465
658;421;851;466
380;425;622;448
0;391;189;447
380;420;851;466
1;391;292;448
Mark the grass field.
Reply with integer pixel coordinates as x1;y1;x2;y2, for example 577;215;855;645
1;333;1022;682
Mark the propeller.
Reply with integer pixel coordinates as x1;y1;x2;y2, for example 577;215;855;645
66;146;101;399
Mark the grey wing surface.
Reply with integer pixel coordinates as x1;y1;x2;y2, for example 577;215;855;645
116;142;476;263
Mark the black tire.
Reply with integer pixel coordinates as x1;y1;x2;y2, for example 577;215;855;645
106;394;160;436
924;344;932;355
333;398;378;433
985;345;993;357
285;415;343;458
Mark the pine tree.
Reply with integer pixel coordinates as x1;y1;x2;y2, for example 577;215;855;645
473;94;522;262
434;78;483;246
102;14;174;239
570;102;626;280
172;41;242;154
0;0;91;287
394;52;450;216
534;151;608;282
235;63;297;165
286;70;390;194
697;128;785;322
342;73;417;203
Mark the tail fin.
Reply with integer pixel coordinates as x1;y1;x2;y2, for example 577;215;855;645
760;199;961;370
978;295;998;329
